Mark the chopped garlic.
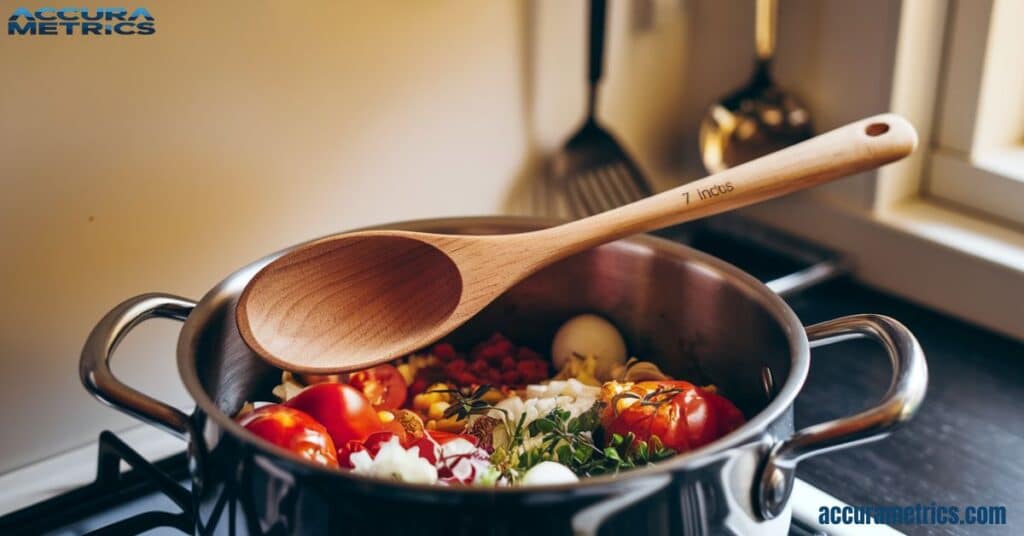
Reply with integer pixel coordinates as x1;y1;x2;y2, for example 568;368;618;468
525;378;601;399
490;379;599;449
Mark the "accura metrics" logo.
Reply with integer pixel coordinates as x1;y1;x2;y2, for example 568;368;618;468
8;7;155;36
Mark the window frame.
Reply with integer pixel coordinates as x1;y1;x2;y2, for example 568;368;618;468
926;0;1024;227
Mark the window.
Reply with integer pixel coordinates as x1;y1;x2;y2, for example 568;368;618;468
743;0;1024;341
928;0;1024;227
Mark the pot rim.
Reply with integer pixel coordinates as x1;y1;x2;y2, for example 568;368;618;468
177;215;811;495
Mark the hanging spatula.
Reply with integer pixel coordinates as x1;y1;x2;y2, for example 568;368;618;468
550;0;653;218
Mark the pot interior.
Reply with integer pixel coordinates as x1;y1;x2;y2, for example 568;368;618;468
183;218;800;459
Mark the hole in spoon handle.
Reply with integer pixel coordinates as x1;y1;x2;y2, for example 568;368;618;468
865;123;890;136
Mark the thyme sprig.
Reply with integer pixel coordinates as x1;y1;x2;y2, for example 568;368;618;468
427;384;505;421
609;385;684;417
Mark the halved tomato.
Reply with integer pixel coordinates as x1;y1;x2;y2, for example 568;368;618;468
348;364;408;410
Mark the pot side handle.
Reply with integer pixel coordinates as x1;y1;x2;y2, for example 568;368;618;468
80;293;197;439
756;314;928;520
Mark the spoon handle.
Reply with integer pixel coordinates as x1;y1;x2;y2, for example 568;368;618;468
756;0;778;61
539;114;916;255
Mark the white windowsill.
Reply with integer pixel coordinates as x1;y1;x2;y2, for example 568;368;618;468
741;192;1024;342
878;198;1024;273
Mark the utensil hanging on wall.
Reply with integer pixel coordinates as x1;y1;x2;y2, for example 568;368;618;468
237;114;915;374
549;0;653;218
698;0;812;173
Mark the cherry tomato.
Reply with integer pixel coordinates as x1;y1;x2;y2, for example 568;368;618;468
348;364;408;410
601;381;745;453
238;405;339;468
285;383;384;446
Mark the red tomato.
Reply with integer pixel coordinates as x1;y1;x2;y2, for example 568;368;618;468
701;389;746;438
285;383;384;446
238;405;339;468
601;381;745;453
348;364;407;410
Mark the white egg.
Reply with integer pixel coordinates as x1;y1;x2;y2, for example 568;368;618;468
551;314;627;378
521;461;579;485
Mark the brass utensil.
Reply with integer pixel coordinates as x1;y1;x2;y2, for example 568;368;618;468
699;0;812;173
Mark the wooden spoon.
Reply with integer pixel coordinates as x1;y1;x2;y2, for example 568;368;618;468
238;114;916;373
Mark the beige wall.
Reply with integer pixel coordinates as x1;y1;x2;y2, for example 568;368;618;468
0;0;896;473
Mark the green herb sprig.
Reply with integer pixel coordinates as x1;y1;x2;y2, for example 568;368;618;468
428;384;503;421
518;402;677;477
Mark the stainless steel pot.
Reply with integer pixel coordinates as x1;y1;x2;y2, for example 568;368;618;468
80;216;927;535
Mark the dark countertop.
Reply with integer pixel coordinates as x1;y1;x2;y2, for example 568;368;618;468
783;278;1024;535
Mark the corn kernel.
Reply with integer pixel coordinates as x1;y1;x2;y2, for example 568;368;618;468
413;383;453;411
413;393;436;411
378;410;395;423
397;364;415;385
428;401;450;420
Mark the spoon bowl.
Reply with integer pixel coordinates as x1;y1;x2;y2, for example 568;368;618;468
237;234;465;371
238;114;917;373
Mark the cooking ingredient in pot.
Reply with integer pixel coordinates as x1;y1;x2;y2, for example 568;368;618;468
490;379;600;437
338;429;492;484
487;401;677;482
238;404;339;468
413;430;492;484
521;461;579;485
405;335;549;397
609;357;671;383
337;431;401;468
348;364;408;410
270;371;305;401
285;383;401;446
392;408;427;443
246;329;746;485
551;314;627;380
600;381;745;453
347;435;439;484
